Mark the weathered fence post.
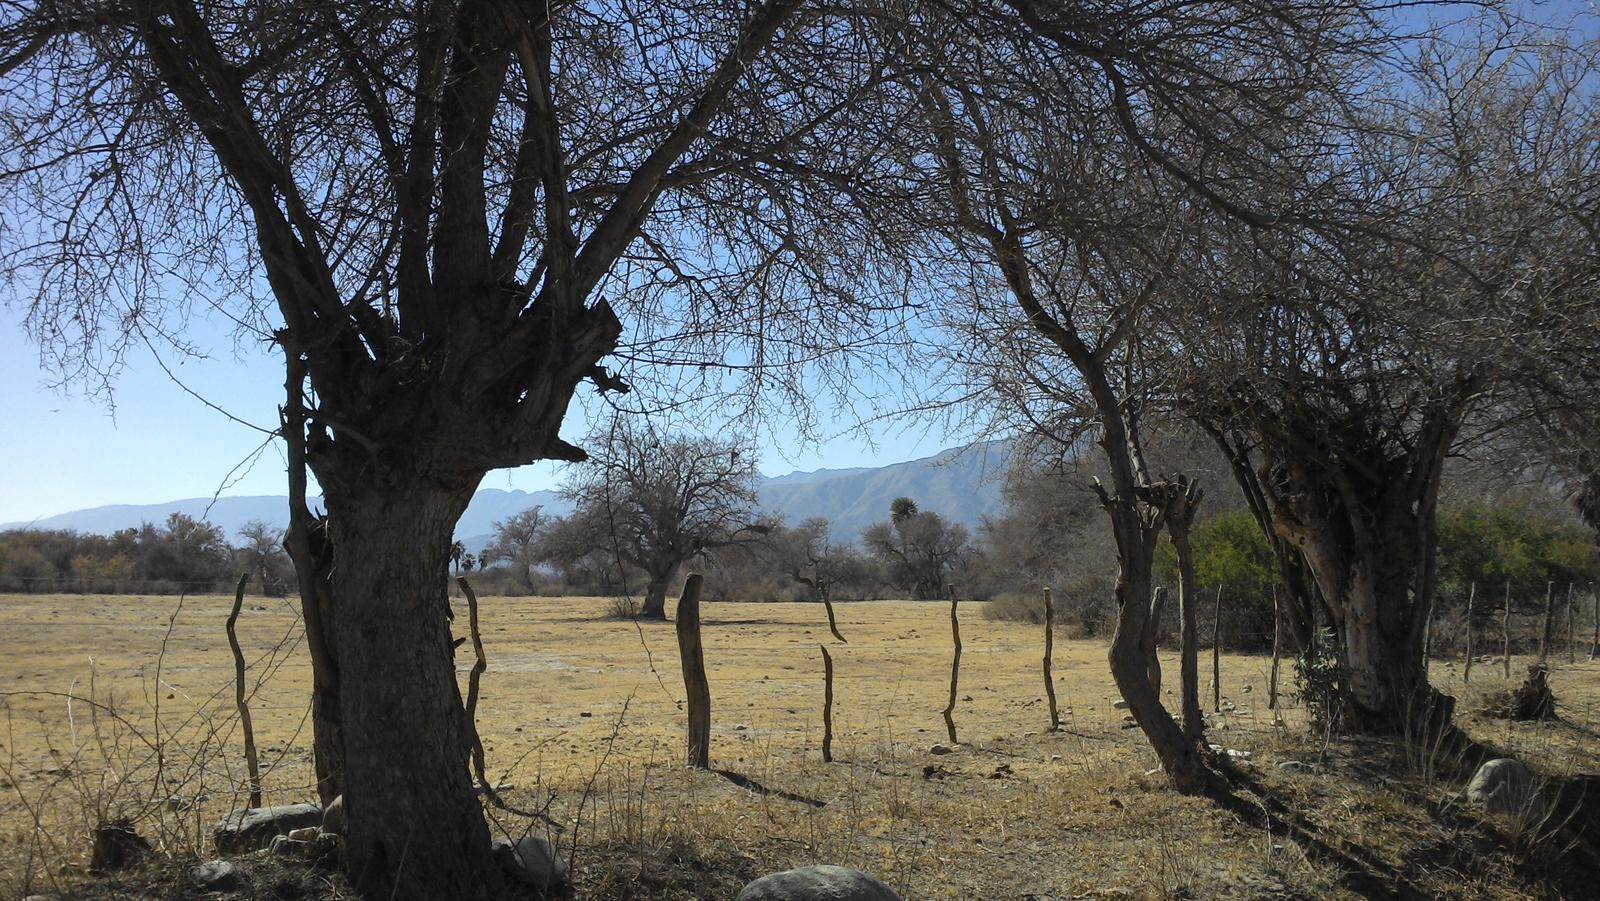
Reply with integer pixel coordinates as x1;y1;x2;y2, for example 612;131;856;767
1590;583;1599;661
457;577;491;792
675;574;711;769
1503;580;1512;680
226;572;261;808
1268;586;1281;711
1566;583;1575;664
1464;582;1475;684
1538;580;1555;667
1211;585;1223;713
942;584;962;745
820;644;834;763
1423;600;1433;674
1043;586;1060;732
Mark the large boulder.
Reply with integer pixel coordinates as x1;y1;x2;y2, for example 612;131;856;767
214;803;323;853
1468;758;1539;817
492;835;569;889
737;865;901;901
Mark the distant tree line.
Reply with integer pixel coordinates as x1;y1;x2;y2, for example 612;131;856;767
0;514;295;595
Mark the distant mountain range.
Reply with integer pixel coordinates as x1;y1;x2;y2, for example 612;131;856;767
1;441;1012;552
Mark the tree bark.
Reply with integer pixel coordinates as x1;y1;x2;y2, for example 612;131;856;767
321;479;496;900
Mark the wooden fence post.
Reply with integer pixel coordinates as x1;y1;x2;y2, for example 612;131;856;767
226;572;261;808
1211;585;1223;713
820;644;834;763
942;584;962;745
1590;583;1599;661
1268;586;1281;711
1043;586;1059;732
1538;580;1555;667
1464;582;1475;684
675;574;711;769
1502;580;1512;680
1566;583;1575;664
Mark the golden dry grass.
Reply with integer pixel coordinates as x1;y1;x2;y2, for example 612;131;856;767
2;591;1598;899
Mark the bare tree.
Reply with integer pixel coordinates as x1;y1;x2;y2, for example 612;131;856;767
878;0;1393;792
861;504;970;600
0;2;913;894
565;416;774;619
1177;31;1600;738
481;506;545;592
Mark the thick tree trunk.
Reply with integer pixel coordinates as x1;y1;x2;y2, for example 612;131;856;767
641;570;673;620
1110;562;1210;793
1291;509;1444;734
321;480;497;900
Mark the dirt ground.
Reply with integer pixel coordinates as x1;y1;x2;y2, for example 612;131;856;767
3;591;1599;899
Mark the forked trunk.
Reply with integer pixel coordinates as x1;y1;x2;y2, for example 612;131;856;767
1292;503;1444;735
1168;523;1204;742
322;479;498;900
1110;561;1210;794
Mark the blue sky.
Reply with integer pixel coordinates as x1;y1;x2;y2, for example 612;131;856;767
0;300;951;524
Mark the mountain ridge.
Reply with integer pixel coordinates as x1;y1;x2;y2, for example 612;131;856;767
3;441;1011;550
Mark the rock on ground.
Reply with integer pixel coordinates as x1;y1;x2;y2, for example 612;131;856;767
492;835;569;888
190;859;244;892
736;865;901;901
214;803;323;853
321;795;345;835
1468;758;1539;817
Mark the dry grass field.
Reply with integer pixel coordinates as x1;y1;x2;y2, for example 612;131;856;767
3;590;1600;899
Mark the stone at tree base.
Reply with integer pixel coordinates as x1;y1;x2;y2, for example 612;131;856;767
321;794;345;835
214;803;323;853
736;865;901;901
1468;758;1539;816
492;836;569;888
270;834;312;858
190;859;243;892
